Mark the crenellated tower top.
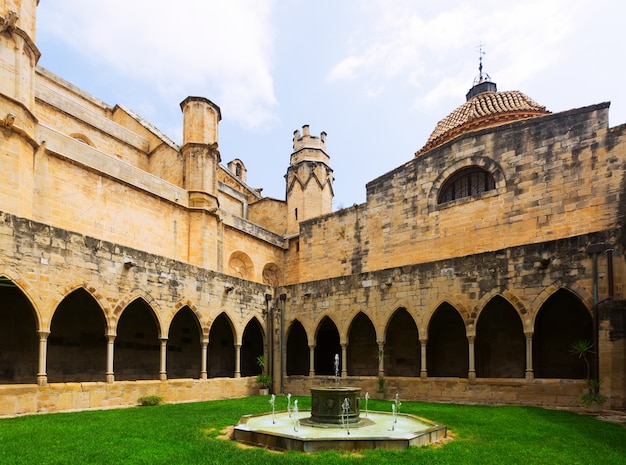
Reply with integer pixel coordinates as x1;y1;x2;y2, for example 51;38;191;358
285;125;334;236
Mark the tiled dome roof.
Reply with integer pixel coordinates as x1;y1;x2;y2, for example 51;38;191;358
416;87;549;156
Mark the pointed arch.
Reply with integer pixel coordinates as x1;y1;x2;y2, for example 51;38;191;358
286;319;309;376
314;316;341;375
114;298;161;381
533;288;593;378
0;276;39;383
208;312;235;378
475;295;525;378
48;288;107;383
385;307;420;376
427;302;468;377
347;312;378;376
112;290;163;336
241;317;264;377
167;305;202;379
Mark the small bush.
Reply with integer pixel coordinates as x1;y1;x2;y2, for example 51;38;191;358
138;395;163;407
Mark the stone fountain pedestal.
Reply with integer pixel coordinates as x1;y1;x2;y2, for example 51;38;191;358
309;386;361;425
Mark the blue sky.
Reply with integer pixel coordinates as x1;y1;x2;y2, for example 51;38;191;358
36;0;626;208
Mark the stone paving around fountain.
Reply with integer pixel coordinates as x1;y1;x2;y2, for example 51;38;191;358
234;409;447;452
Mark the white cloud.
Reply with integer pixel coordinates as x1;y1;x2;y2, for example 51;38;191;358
327;0;587;110
38;0;278;129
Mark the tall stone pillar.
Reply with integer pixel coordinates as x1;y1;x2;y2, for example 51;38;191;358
159;338;168;381
309;345;315;377
525;332;534;380
200;337;209;380
36;330;49;386
234;344;241;378
468;335;476;380
341;343;348;378
419;338;428;379
106;333;116;383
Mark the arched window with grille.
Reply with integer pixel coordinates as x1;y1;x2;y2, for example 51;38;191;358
438;167;496;204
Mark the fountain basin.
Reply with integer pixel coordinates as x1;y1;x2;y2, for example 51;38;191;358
310;386;361;424
233;410;447;452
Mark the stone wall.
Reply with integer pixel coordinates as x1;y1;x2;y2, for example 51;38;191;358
294;105;626;284
0;377;257;417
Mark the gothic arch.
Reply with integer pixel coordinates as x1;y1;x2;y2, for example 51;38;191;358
474;290;529;333
167;305;203;379
427;302;469;377
0;276;40;383
314;315;341;375
112;291;164;337
52;281;109;331
114;297;161;381
286;319;309;376
529;282;593;327
385;307;420;376
241;317;264;377
532;288;593;379
164;300;208;339
347;312;378;376
424;298;471;329
208;312;236;378
383;304;420;340
475;295;525;378
0;274;42;331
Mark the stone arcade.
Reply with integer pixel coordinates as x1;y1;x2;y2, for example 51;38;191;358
0;1;625;416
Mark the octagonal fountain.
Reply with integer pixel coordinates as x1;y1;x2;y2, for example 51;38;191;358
233;355;447;452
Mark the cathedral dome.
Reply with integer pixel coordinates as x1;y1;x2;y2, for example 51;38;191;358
415;79;550;157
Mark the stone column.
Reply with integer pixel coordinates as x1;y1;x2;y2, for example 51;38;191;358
525;332;534;380
377;342;385;378
419;338;428;379
159;338;168;381
106;333;116;383
341;343;348;378
467;335;476;380
309;345;316;377
200;337;209;380
234;344;241;378
37;331;49;386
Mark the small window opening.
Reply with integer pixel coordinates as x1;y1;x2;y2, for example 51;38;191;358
438;167;496;204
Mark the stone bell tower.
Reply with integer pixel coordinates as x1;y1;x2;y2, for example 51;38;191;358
180;96;222;269
0;0;40;219
180;96;221;212
285;125;334;236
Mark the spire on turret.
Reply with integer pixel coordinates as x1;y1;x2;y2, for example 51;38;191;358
466;44;497;101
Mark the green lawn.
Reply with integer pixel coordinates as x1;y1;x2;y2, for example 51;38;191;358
0;396;624;465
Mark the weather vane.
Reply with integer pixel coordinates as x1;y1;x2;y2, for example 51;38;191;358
475;43;491;84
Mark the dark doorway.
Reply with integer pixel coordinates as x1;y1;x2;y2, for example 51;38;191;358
533;289;593;378
48;289;107;382
385;308;420;376
286;320;309;375
208;313;235;378
0;278;38;384
115;299;160;381
241;318;264;377
347;312;378;376
427;303;468;377
475;296;525;378
167;306;202;379
314;316;341;375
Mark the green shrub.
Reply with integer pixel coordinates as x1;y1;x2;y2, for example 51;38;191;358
138;395;163;406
